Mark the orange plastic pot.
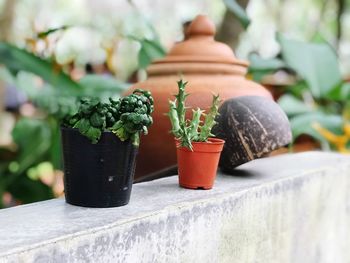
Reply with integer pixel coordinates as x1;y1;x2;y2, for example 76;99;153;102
176;138;225;190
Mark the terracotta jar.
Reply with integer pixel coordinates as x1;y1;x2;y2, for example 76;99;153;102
127;15;272;180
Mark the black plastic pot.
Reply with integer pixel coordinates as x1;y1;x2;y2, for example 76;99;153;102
61;127;138;208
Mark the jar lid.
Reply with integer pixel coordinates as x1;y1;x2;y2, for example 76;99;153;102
152;15;248;67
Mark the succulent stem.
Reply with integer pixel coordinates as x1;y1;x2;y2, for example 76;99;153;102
167;80;221;150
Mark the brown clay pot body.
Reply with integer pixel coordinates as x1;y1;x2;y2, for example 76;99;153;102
176;138;225;190
127;15;272;179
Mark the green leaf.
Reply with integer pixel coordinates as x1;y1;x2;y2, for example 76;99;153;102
248;53;286;71
111;121;129;141
277;34;342;99
73;118;90;135
7;174;53;204
285;81;309;98
223;0;251;28
12;72;78;119
327;82;350;101
278;94;313;116
0;42;81;94
0;66;15;84
12;118;52;175
37;26;69;38
290;112;343;143
78;74;129;98
49;131;62;169
249;70;271;82
85;127;102;144
248;54;287;81
137;39;166;69
14;72;128;119
14;71;42;98
73;118;102;143
48;120;62;169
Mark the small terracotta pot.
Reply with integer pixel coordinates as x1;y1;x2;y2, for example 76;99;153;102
176;138;225;190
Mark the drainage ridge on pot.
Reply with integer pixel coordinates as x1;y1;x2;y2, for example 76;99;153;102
176;138;225;189
61;127;138;208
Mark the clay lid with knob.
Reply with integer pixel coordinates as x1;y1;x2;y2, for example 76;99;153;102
153;15;248;66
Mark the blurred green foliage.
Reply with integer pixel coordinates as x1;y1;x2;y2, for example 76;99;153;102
223;0;250;28
0;43;81;93
249;33;350;151
135;38;166;69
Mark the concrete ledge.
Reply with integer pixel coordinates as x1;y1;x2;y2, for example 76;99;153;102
0;152;349;262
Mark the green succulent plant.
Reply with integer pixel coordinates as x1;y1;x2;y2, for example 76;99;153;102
168;79;220;150
64;89;154;145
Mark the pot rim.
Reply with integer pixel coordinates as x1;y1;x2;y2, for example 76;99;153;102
175;137;225;145
61;126;114;134
61;126;138;147
175;137;225;153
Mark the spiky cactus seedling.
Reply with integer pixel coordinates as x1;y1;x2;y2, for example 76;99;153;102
168;100;181;138
198;94;220;142
174;79;188;126
168;79;220;150
188;108;204;141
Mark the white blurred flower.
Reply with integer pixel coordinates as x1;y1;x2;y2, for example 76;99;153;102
55;27;106;65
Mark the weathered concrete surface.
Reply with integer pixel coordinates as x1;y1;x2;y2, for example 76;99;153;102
0;152;349;263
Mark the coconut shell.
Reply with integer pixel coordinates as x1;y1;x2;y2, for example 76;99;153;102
212;96;292;173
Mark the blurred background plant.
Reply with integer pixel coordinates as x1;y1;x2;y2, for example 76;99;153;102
0;0;349;207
